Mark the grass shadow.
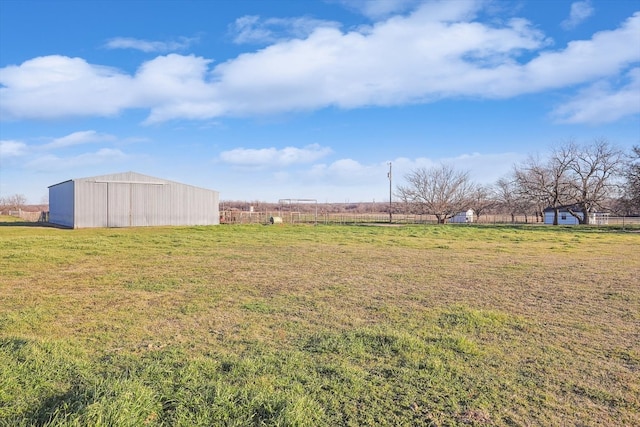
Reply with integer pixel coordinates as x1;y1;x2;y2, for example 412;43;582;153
0;221;68;228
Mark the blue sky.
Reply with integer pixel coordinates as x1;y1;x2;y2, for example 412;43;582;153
1;0;639;204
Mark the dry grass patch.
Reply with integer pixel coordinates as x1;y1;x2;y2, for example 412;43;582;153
1;223;638;426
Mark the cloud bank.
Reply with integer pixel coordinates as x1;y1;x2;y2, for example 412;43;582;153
1;2;638;124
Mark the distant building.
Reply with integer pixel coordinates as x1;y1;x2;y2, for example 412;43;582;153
450;209;474;223
543;205;609;225
48;171;219;228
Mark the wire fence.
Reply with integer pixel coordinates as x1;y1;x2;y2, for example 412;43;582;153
0;209;45;222
3;208;638;227
220;210;640;227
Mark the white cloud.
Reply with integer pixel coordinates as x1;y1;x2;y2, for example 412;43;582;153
0;140;27;157
43;130;116;149
0;55;136;119
466;13;640;97
136;54;221;124
105;36;197;52
230;15;340;44
380;152;522;185
302;151;520;190
0;5;638;124
263;158;392;201
1;131;128;166
26;148;128;171
209;11;553;114
337;0;473;20
441;152;524;183
308;158;381;184
220;143;332;167
551;68;640;124
561;1;594;30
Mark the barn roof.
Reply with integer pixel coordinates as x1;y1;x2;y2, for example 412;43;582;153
49;171;217;192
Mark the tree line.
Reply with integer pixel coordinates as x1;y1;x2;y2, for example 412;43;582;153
0;194;28;212
2;141;638;225
397;141;640;225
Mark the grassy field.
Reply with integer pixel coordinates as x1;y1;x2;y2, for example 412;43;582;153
0;220;638;426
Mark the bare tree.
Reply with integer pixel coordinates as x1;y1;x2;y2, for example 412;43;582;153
512;140;624;224
396;164;477;223
495;176;524;223
0;194;27;212
494;175;541;223
514;149;574;225
620;145;640;215
564;139;623;224
468;185;495;222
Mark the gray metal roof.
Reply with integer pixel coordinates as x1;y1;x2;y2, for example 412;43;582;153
49;171;217;192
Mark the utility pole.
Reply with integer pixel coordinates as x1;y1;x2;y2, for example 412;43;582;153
387;162;392;223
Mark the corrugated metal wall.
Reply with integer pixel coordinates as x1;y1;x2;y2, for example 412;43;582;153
73;181;108;228
49;172;219;228
48;180;75;227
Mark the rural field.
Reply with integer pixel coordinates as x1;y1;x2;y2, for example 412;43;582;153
0;219;638;426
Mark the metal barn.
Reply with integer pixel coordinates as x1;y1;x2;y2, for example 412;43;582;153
48;172;219;228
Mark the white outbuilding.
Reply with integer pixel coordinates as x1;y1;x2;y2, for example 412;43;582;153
449;209;474;223
543;206;581;225
543;205;609;225
48;171;219;228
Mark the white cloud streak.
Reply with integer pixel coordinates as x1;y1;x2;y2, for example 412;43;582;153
551;67;640;124
26;148;128;171
43;130;116;149
561;1;594;30
230;15;340;44
2;131;132;174
304;151;522;189
337;0;471;20
220;144;332;167
1;3;638;124
105;36;197;52
0;140;27;157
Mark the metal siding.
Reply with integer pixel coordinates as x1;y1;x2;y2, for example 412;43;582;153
74;180;108;228
107;183;131;227
543;211;581;225
171;184;220;226
131;183;168;226
50;172;219;228
92;183;108;227
49;181;75;227
131;183;148;226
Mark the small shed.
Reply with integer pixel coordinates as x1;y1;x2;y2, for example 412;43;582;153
543;206;609;225
543;205;583;225
48;171;219;228
450;209;474;223
543;205;582;225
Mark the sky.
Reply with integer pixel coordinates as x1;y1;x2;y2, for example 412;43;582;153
1;0;639;204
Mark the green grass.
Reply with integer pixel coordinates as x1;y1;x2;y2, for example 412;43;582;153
1;223;639;426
